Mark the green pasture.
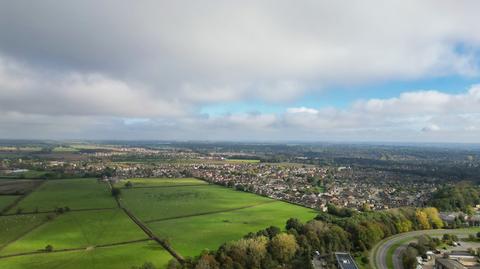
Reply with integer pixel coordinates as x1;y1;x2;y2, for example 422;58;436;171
52;146;79;152
119;178;318;257
0;241;173;269
148;201;317;257
0;195;18;211
117;178;207;188
0;180;40;195
120;184;272;221
0;209;146;255
225;159;261;163
0;214;48;248
8;178;115;213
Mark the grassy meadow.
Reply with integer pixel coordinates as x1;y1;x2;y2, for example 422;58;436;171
148;201;318;256
0;214;49;248
8;178;116;213
119;178;318;257
0;177;318;268
120;183;273;221
0;209;147;255
0;195;18;210
0;241;173;269
117;178;207;188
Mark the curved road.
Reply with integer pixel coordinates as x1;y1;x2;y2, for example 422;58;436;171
370;228;479;269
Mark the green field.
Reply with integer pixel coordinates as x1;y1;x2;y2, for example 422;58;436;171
0;241;173;269
119;178;318;257
225;159;261;163
0;214;49;248
120;183;274;221
148;201;317;256
0;177;318;268
8;179;116;213
52;146;79;152
0;209;146;255
0;195;18;210
117;178;208;188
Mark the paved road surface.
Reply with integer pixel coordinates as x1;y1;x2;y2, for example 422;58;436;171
371;228;479;269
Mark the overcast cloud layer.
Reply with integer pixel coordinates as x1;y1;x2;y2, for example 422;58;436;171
1;0;480;142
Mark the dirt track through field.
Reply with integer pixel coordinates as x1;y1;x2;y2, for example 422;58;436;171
144;200;277;224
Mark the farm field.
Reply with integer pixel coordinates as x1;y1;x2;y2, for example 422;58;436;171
120;183;273;221
0;195;18;210
0;179;41;195
0;214;49;248
8;178;116;213
225;159;261;163
0;240;173;269
117;178;207;188
148;200;318;256
0;209;147;255
0;177;318;268
119;178;318;257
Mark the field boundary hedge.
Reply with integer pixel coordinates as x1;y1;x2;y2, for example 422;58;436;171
0;207;116;217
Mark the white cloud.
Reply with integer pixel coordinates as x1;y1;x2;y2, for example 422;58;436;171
1;1;480;141
1;0;480;111
0;55;188;117
422;124;441;132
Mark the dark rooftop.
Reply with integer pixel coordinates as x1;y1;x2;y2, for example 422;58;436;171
335;252;359;269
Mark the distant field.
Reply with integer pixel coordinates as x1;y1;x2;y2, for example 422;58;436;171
0;146;42;152
120;177;318;258
225;159;261;163
0;214;48;248
52;146;79;152
117;178;208;188
148;201;317;256
0;195;18;210
0;171;48;180
0;241;173;269
0;209;146;255
0;180;40;195
8;178;116;213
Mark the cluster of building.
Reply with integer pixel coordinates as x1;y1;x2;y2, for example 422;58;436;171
0;147;438;211
422;250;480;269
328;167;438;210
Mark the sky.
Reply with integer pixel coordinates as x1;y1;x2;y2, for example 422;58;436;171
1;0;480;143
